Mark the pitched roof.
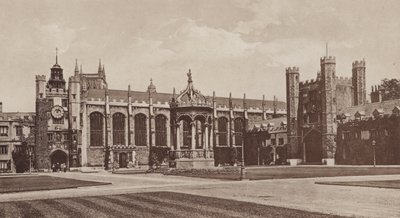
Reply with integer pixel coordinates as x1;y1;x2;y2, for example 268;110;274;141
85;88;286;110
338;98;400;118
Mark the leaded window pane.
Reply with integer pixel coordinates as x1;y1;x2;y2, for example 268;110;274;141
218;117;228;146
90;112;103;147
135;114;147;146
113;113;125;145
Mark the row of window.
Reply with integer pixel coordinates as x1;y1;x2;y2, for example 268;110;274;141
0;126;24;137
90;112;167;147
0;161;8;170
271;138;285;146
342;129;390;141
217;118;244;146
0;145;34;155
48;132;69;142
48;99;68;108
0;145;8;154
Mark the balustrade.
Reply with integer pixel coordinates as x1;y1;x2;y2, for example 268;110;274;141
169;149;214;160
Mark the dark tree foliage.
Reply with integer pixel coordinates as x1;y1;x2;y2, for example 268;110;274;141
12;142;30;173
380;78;400;101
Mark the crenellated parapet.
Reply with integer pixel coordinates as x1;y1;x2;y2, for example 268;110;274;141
299;78;320;87
35;75;46;81
320;56;336;65
352;59;366;68
285;67;299;74
336;76;352;86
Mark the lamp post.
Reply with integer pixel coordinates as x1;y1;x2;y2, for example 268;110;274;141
240;140;245;180
29;148;32;174
372;140;376;167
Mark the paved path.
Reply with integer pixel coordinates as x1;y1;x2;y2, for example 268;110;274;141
1;172;400;218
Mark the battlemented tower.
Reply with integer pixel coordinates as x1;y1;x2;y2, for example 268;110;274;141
320;56;337;165
352;59;366;106
286;67;300;162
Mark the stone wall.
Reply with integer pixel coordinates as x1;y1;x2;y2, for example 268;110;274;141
35;99;51;170
336;115;400;165
136;146;149;165
87;147;105;167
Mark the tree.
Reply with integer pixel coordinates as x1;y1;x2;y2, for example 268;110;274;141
380;78;400;101
12;142;30;173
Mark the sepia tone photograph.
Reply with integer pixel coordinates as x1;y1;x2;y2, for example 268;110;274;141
0;0;400;217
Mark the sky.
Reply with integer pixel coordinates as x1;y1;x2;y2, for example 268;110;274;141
0;0;399;112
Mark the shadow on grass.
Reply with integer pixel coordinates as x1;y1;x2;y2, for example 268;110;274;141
316;180;400;189
0;175;111;193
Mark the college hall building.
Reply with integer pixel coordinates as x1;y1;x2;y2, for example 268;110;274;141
34;55;286;171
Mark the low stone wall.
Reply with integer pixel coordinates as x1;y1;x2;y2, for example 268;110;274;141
136;146;149;166
164;166;240;180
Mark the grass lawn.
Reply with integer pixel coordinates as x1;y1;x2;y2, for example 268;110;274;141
165;166;400;180
246;166;400;180
0;191;345;218
0;175;110;193
316;180;400;189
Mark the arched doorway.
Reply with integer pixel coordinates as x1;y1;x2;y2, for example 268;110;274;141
50;150;67;169
304;130;322;163
119;152;127;168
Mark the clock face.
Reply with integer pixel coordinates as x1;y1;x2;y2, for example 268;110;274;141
51;105;64;119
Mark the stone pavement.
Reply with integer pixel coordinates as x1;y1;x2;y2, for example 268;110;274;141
1;172;399;218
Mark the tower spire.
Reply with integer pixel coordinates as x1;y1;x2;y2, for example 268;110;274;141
187;69;192;83
74;59;79;75
326;42;328;57
98;59;102;73
56;47;58;64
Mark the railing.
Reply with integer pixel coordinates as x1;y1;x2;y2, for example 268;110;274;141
169;149;214;160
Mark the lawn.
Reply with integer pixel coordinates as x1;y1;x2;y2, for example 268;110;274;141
246;166;400;180
0;191;345;218
316;180;400;189
0;175;110;193
164;166;400;180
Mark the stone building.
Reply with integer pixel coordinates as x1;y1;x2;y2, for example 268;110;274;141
286;56;367;165
0;102;35;172
246;117;288;166
35;55;286;170
336;99;400;165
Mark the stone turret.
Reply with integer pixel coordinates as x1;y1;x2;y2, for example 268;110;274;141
285;66;300;162
35;75;47;99
352;59;366;106
320;56;337;165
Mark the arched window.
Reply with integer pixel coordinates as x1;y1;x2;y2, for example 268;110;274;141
135;114;147;146
113;113;125;145
234;118;244;146
90;112;103;147
182;119;191;148
155;115;167;146
218;117;228;146
194;119;204;149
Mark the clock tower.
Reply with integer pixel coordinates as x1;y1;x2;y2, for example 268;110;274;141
35;50;71;171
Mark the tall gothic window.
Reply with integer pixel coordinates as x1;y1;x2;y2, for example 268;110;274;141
195;119;203;149
155;115;167;146
90;112;103;147
135;114;147;146
182;119;191;148
234;118;244;146
218;117;228;146
113;113;125;145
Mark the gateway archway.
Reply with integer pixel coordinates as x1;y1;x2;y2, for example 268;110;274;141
50;150;68;168
304;130;322;163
